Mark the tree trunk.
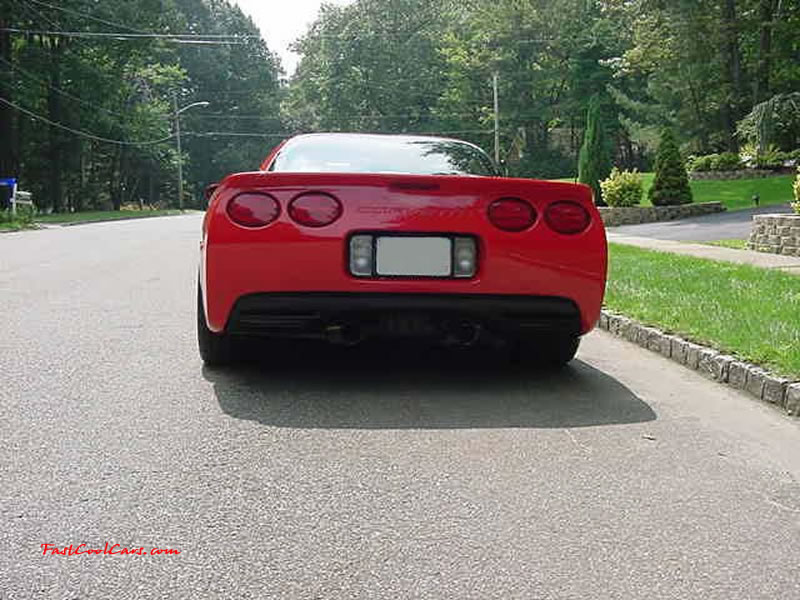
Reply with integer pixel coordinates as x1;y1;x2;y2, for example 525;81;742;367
721;0;743;152
47;43;65;213
109;147;122;211
0;3;17;181
755;0;774;104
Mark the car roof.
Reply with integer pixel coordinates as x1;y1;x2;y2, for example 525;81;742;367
285;132;481;147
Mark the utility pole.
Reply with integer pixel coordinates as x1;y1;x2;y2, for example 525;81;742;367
493;71;500;166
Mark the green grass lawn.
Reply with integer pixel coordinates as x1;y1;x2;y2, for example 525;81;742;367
35;209;185;224
700;239;749;250
0;221;34;231
556;173;794;211
605;243;800;378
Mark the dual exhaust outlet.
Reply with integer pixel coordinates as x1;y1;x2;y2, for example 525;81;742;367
324;319;482;347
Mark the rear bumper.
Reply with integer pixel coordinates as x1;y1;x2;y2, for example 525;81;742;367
225;292;582;340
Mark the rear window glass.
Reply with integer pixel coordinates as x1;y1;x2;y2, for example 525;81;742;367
268;136;496;176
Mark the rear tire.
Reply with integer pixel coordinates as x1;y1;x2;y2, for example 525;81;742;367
514;334;580;368
197;284;233;367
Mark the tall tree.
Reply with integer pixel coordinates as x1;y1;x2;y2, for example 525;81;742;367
578;95;612;205
0;0;17;182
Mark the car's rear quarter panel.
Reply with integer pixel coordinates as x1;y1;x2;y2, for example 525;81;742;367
202;172;607;334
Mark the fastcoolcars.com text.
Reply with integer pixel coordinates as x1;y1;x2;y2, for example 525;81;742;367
41;543;180;556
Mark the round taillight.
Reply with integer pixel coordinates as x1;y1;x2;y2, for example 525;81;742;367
289;193;342;227
487;198;536;232
227;193;280;228
545;201;591;234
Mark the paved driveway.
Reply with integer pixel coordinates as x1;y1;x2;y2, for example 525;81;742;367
1;216;799;599
610;203;793;241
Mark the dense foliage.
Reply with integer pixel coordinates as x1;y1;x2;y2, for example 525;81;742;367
793;167;800;214
2;0;799;211
649;129;693;206
600;168;643;207
0;0;283;211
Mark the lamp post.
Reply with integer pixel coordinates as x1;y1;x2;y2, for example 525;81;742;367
173;98;209;210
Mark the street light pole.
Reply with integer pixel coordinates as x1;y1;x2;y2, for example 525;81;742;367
173;98;209;210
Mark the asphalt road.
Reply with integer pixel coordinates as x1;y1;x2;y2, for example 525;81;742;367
609;203;793;241
1;216;799;599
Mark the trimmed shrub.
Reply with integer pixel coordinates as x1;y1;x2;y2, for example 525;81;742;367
649;129;693;206
578;95;612;205
712;152;742;170
687;152;742;172
687;154;714;172
793;167;800;214
600;168;643;207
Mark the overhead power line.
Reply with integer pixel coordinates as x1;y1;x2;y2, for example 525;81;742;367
0;96;174;146
185;129;493;139
23;0;151;35
0;28;257;44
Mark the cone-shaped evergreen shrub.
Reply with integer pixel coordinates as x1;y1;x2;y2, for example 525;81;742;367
578;95;611;206
649;129;693;206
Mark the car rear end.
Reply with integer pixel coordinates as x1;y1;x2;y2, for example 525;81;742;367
200;170;607;355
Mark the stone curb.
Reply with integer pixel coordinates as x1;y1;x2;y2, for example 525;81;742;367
598;310;800;417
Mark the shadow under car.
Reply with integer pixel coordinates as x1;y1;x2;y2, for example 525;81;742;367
204;341;655;430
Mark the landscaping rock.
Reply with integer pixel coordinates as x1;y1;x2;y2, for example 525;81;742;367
670;337;688;365
623;322;641;343
685;343;703;370
745;367;767;400
785;384;800;417
655;334;675;358
647;330;667;354
697;349;730;381
727;361;749;389
762;376;790;406
615;316;633;339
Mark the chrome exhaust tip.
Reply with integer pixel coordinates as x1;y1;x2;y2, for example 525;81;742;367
325;322;364;346
443;320;482;347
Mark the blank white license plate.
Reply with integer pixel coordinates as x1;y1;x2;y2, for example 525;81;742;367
376;237;452;276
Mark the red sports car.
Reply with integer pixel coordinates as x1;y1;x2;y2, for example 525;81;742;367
198;133;607;366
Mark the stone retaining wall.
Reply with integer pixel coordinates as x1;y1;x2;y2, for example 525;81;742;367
689;169;781;180
599;202;725;227
747;214;800;256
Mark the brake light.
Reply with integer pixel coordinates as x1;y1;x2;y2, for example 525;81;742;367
487;198;536;232
227;193;280;228
544;201;591;234
289;193;342;227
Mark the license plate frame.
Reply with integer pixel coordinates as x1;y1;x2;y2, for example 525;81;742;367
375;236;453;277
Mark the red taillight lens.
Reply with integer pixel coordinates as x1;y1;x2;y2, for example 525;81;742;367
544;201;591;234
227;193;280;228
289;193;342;227
487;198;536;232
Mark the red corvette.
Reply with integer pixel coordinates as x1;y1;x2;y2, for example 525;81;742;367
198;133;607;366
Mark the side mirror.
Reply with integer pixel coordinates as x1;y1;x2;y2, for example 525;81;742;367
204;183;219;207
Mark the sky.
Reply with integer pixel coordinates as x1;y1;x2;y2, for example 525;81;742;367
233;0;354;75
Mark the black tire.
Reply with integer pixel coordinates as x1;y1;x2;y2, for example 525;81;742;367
197;284;233;367
514;334;580;368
